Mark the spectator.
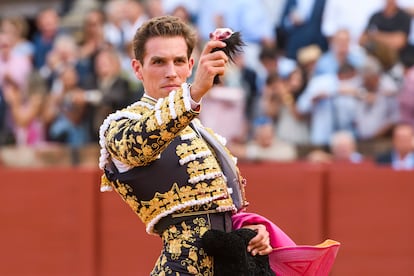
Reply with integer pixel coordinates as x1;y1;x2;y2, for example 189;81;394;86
2;72;47;146
84;48;140;141
161;0;199;20
256;46;296;94
225;53;258;130
359;0;412;70
195;0;226;44
307;130;364;163
296;62;362;146
276;65;310;146
0;32;32;92
0;31;33;145
314;29;366;76
399;0;414;47
224;0;276;68
145;0;165;18
331;63;362;133
169;5;200;62
0;17;34;60
264;0;288;32
40;34;88;90
296;44;322;79
228;117;297;162
0;87;13;145
398;46;414;128
122;0;149;44
103;0;127;53
375;122;414;169
278;0;328;60
32;8;61;69
256;46;279;92
259;74;281;120
330;130;364;163
197;0;275;69
77;8;108;81
261;70;310;146
59;0;76;16
322;0;383;45
354;56;400;141
198;76;247;144
43;66;90;147
171;5;193;26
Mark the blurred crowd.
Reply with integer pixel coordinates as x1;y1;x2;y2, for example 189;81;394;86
0;0;413;169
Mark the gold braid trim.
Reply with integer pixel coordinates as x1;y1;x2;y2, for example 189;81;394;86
104;86;198;168
113;178;234;234
100;174;114;192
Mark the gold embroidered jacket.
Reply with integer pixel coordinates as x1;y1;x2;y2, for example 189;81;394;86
99;83;240;234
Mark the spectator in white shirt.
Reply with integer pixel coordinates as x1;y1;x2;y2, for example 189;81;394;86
322;0;383;45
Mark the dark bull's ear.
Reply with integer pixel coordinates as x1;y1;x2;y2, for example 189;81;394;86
201;228;275;276
210;31;245;84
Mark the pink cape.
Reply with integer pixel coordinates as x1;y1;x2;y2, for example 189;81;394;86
232;212;340;276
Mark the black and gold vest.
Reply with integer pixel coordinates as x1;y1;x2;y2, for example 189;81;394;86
99;84;246;234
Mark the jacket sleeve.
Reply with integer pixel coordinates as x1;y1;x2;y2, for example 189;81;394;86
102;84;199;167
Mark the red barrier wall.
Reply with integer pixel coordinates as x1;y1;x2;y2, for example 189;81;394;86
327;165;414;276
1;162;414;275
0;167;99;276
96;162;326;275
98;190;161;276
238;162;326;245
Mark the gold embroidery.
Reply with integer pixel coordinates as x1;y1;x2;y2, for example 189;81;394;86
174;90;189;117
141;144;154;157
112;177;232;234
161;108;171;123
104;88;238;235
187;156;222;180
114;181;140;212
138;179;230;226
187;161;202;177
204;156;221;175
117;184;129;196
100;174;113;191
151;217;213;275
125;196;139;212
145;115;158;132
195;123;250;209
104;87;199;167
160;129;175;141
178;115;192;125
176;143;192;158
179;126;194;136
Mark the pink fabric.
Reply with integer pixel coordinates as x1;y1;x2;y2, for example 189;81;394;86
0;52;32;91
232;212;340;276
232;212;296;248
15;119;45;146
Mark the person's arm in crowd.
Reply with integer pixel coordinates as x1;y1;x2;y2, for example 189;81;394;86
372;95;400;139
42;91;63;125
64;89;87;125
365;30;408;50
360;10;411;51
320;0;337;39
2;79;43;128
277;86;308;120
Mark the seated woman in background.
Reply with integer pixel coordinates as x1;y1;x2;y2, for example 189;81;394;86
228;116;297;162
2;72;47;146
